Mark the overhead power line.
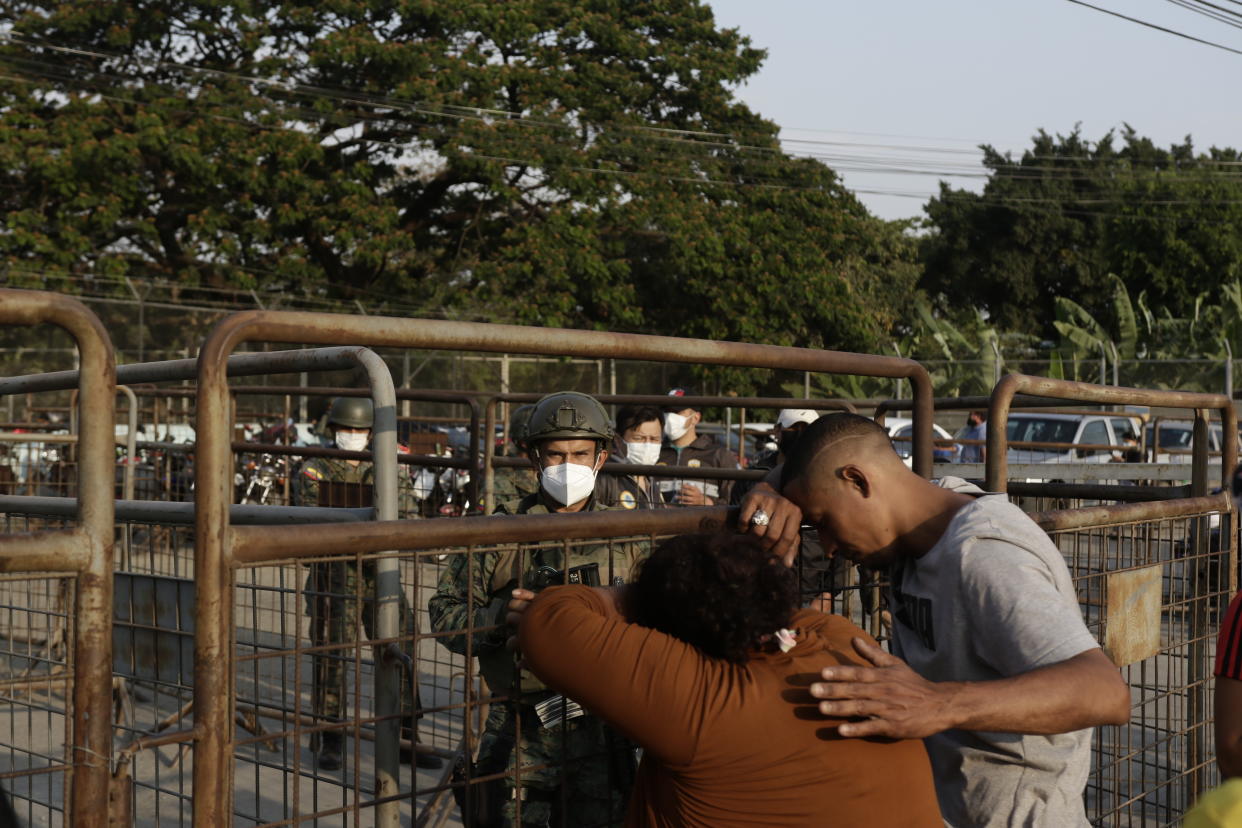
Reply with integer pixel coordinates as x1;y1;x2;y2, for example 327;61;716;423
1169;0;1242;25
1064;0;1242;55
3;34;1242;216
3;52;1241;196
5;32;1242;174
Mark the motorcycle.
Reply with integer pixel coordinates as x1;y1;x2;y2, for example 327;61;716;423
234;452;285;505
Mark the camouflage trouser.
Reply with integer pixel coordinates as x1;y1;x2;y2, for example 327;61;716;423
469;701;633;827
306;560;419;729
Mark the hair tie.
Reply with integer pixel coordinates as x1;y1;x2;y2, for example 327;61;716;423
774;628;797;653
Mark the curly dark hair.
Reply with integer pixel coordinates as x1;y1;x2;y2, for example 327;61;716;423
626;533;799;664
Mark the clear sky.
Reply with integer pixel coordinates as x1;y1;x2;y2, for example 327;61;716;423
706;0;1241;221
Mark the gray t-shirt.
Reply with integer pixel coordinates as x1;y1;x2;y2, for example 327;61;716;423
888;477;1100;827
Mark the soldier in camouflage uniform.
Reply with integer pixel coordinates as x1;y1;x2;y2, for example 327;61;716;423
429;392;647;827
294;396;439;770
491;404;539;507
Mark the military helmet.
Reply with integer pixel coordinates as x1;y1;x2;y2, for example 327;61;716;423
327;396;374;430
525;392;614;445
509;404;536;449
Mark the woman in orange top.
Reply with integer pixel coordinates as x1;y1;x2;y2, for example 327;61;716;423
518;533;940;827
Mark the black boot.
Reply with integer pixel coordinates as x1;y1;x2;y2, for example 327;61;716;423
317;731;343;771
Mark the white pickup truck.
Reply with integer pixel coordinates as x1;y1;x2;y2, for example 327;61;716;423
1001;412;1145;484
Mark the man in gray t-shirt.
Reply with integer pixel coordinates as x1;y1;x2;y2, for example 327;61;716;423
738;414;1130;827
888;477;1099;825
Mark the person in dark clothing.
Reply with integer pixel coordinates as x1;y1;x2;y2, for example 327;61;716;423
657;388;738;506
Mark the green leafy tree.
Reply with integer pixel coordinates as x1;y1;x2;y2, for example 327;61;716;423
920;126;1242;337
1;1;915;386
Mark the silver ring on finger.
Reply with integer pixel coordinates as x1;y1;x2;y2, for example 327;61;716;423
750;508;770;527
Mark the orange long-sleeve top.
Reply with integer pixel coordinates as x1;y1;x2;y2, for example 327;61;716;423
519;585;941;827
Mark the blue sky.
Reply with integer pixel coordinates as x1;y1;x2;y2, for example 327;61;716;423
706;0;1241;221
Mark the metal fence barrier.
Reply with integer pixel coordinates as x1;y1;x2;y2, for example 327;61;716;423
987;375;1238;825
1033;497;1234;825
4;293;1242;826
0;289;117;827
191;309;933;826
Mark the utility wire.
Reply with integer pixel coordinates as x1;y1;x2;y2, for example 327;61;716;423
4;36;1242;215
5;32;1242;173
4;54;1241;194
1178;0;1242;22
1164;0;1242;29
1064;0;1242;55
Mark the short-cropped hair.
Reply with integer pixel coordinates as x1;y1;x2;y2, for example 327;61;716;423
616;405;664;435
627;533;799;664
779;413;892;490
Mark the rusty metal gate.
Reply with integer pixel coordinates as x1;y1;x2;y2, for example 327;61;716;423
0;291;116;827
2;287;1240;826
988;374;1237;826
188;309;934;827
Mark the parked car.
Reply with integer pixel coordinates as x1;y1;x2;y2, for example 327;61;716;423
1003;413;1143;463
882;417;960;465
1144;420;1223;464
1001;412;1143;483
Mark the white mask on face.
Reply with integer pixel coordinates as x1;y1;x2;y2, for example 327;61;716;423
625;441;661;466
334;430;369;452
540;461;598;506
663;412;690;442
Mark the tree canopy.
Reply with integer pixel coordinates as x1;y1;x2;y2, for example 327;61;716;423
0;0;915;381
919;126;1242;337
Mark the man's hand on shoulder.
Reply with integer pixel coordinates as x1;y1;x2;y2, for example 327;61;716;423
811;642;1129;739
737;480;802;565
811;637;959;739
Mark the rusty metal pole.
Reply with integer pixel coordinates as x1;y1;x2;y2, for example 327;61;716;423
119;385;137;503
483;396;499;514
1188;408;1211;805
356;351;402;826
0;290;115;828
193;335;237;825
466;396;482;510
738;407;747;467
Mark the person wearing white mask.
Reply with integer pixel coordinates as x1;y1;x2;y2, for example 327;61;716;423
597;404;664;510
657;387;739;506
292;396;438;772
428;390;649;826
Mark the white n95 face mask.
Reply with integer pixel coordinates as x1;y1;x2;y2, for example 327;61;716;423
625;441;661;466
663;412;690;442
335;430;369;452
540;461;598;506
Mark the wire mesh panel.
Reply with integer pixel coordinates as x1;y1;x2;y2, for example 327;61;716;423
0;511;74;825
1047;504;1233;827
223;536;656;827
0;569;74;827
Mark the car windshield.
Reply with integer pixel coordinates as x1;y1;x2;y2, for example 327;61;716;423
1152;426;1193;449
1006;418;1079;446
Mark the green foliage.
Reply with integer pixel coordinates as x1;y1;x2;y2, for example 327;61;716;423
0;1;916;394
920;126;1242;338
1044;274;1242;391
